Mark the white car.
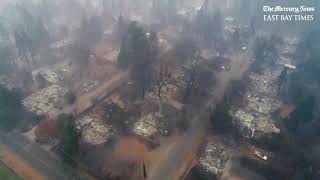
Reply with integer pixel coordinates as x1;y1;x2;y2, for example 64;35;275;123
254;150;268;161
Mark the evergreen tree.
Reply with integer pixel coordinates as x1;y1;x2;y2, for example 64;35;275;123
0;45;14;75
287;96;315;132
0;86;24;130
117;22;158;98
117;37;131;69
56;114;80;166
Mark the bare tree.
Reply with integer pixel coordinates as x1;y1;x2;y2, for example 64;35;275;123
278;67;288;91
182;63;197;102
175;41;201;102
153;63;172;118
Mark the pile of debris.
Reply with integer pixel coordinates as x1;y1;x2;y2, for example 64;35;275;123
23;84;67;115
224;17;237;34
106;94;129;110
176;6;200;20
199;138;234;176
32;62;71;85
50;38;72;49
247;96;281;115
248;70;281;97
133;113;165;137
102;50;119;63
230;109;280;138
231;109;255;136
0;76;19;90
15;56;41;69
147;83;179;102
80;80;100;94
76;113;113;145
231;81;282;138
230;42;294;138
32;68;64;84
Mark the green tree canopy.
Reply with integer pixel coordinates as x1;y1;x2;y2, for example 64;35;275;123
118;22;157;98
0;45;14;75
56;114;80;166
286;96;315;132
117;22;145;69
0;86;24;130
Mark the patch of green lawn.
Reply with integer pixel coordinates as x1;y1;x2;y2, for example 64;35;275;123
0;161;22;180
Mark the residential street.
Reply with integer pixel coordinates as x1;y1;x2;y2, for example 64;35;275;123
148;46;253;180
